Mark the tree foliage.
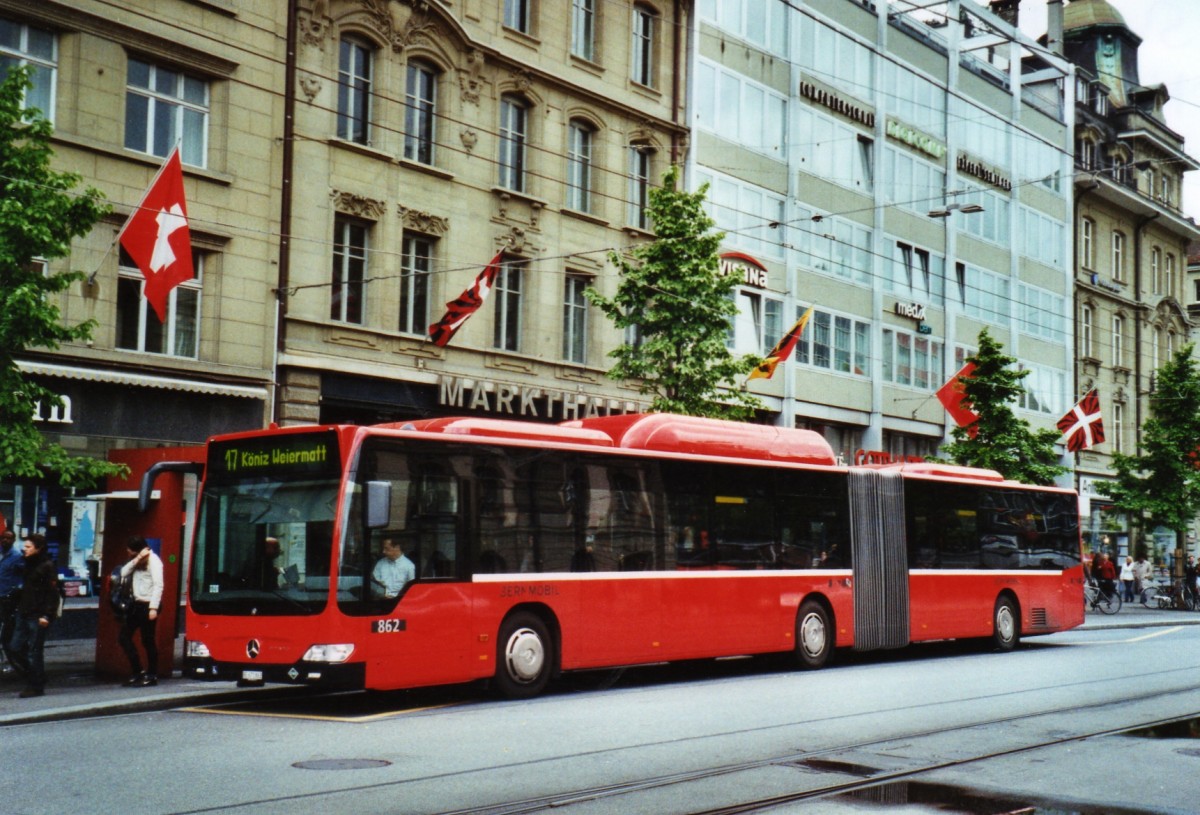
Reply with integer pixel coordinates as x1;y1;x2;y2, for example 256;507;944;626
939;329;1066;485
1102;344;1200;552
585;166;762;419
0;66;125;486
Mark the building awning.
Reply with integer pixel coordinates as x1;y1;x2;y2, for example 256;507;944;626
18;361;268;400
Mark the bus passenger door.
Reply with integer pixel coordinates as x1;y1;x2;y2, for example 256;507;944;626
848;470;910;651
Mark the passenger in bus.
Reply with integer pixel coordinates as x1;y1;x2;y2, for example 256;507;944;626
570;543;596;572
372;538;415;598
253;537;286;590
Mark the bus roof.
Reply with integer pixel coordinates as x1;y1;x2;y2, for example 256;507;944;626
385;417;615;447
563;413;837;466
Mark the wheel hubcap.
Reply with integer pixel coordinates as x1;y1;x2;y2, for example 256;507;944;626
505;627;545;683
800;612;826;658
997;606;1015;642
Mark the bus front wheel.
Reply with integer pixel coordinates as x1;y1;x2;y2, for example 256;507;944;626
495;612;554;699
992;596;1020;652
795;600;832;670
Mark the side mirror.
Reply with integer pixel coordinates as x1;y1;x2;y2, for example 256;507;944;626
365;481;391;529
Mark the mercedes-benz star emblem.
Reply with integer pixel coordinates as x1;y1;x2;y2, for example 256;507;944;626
246;639;261;659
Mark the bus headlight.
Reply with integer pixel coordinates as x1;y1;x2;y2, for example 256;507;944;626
186;640;211;658
302;644;355;663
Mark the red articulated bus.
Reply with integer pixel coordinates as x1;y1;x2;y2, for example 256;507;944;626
172;412;1084;697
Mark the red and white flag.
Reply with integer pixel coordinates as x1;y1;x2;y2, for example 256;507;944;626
936;362;980;437
427;253;504;347
1058;389;1104;452
118;147;193;322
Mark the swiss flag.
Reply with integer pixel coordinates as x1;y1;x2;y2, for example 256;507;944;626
1057;389;1104;452
118;147;194;322
936;362;980;437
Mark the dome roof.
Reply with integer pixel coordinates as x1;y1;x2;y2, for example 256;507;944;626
1064;0;1128;31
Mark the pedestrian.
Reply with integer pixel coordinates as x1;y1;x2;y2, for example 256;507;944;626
8;534;58;698
1186;556;1199;606
1133;554;1152;603
1093;552;1117;605
1119;556;1136;603
117;536;164;687
0;529;22;673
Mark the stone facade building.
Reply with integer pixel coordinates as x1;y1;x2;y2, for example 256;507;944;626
277;0;689;427
1061;0;1200;559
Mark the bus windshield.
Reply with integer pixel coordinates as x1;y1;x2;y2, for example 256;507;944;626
191;430;341;616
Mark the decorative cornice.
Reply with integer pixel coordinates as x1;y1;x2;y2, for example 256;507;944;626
359;0;437;53
398;205;449;236
460;49;486;105
331;190;387;219
299;0;330;49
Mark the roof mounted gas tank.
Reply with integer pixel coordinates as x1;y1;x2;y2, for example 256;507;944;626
562;413;837;466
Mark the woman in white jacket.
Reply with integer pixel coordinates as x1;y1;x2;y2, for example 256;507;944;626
117;536;164;686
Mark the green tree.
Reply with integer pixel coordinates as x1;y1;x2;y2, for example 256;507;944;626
939;328;1066;485
1102;344;1200;563
585;166;762;419
0;66;125;486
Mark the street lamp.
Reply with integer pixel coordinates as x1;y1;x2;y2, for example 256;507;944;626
928;202;985;218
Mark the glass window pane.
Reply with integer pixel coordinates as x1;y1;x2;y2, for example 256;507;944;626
128;59;150;89
153;99;176;156
116;277;142;350
124;93;148;152
174;287;199;357
153;66;179;96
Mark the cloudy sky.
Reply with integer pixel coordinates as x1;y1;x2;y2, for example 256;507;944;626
1017;0;1200;218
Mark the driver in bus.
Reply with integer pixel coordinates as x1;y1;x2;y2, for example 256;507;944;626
372;538;416;598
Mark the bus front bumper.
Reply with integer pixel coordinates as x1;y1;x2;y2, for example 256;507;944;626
183;656;365;688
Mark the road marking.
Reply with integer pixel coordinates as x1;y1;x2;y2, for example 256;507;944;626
1078;626;1184;645
176;702;461;723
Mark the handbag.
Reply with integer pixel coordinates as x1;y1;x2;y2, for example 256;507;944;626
109;567;134;616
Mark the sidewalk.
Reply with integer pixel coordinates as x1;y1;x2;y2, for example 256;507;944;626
3;603;1199;727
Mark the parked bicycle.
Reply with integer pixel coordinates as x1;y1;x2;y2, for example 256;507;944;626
1084;581;1122;614
1144;578;1197;610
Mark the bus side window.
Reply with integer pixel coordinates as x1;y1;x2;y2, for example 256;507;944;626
413;474;460;579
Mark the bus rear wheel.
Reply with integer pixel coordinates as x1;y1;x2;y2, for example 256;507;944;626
795;600;832;670
495;612;554;699
992;596;1020;652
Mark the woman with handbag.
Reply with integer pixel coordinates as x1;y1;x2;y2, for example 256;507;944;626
117;536;164;687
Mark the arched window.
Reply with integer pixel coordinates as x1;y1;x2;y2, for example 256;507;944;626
628;143;655;229
499;95;528;192
631;4;658;88
337;36;373;144
404;59;438;164
566;119;595;213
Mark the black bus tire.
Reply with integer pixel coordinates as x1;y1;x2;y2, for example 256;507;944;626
992;595;1019;651
495;612;554;699
795;600;832;670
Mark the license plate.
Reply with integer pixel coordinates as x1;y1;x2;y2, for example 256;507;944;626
241;670;263;682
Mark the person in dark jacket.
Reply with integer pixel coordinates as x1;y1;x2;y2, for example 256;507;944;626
8;534;58;698
0;529;23;672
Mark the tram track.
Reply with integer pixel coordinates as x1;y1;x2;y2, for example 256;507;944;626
172;656;1200;815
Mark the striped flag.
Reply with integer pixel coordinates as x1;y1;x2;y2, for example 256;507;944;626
427;253;504;347
748;306;814;380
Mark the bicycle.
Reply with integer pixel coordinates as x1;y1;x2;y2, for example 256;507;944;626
1133;577;1195;610
1084;581;1122;614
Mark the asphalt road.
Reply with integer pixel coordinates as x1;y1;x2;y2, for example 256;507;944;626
4;608;1200;814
